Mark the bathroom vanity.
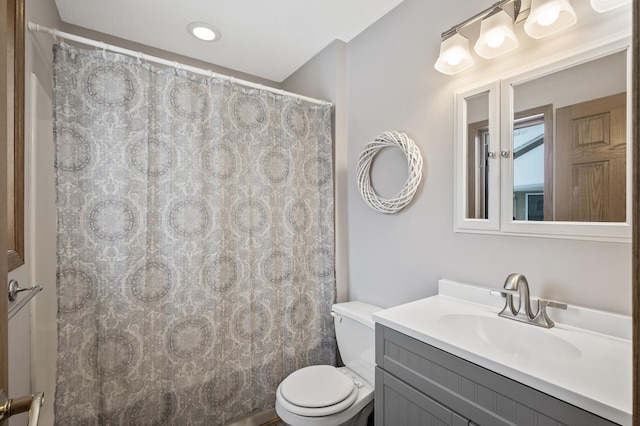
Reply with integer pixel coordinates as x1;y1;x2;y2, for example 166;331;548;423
373;280;631;426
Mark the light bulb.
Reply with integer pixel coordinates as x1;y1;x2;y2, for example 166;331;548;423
192;27;216;41
187;22;221;42
486;32;505;48
524;0;576;39
474;9;518;59
435;33;474;75
537;8;560;26
447;50;463;66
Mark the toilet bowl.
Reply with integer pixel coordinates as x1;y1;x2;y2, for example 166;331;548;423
275;301;382;426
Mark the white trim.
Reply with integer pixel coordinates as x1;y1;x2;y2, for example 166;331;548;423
454;81;501;232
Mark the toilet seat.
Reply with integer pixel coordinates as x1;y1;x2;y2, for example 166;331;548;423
277;365;359;417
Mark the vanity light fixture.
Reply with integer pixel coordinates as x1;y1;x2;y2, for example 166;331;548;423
187;22;221;42
590;0;631;12
524;0;577;39
474;8;519;59
435;0;522;75
434;33;475;75
435;0;581;75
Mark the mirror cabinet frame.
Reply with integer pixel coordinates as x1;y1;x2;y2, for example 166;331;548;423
454;81;501;232
455;36;632;242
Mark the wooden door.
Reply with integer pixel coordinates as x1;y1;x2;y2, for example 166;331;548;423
555;92;627;222
1;0;12;396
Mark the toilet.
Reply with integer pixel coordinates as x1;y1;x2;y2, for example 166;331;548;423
275;301;382;426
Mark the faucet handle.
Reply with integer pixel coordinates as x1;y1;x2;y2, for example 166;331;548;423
489;289;518;298
490;288;526;320
531;299;568;328
538;299;567;311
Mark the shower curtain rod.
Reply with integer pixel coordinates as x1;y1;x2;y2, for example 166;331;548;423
28;22;333;107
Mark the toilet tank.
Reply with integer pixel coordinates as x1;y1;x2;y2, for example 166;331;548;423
331;301;382;385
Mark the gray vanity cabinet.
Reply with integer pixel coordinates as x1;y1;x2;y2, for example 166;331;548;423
375;324;618;426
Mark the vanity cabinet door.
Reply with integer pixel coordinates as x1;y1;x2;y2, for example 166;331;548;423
375;325;618;426
375;367;470;426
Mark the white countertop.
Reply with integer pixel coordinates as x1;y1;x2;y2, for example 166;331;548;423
373;279;632;426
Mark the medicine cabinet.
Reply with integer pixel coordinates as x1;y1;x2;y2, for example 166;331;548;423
454;38;631;242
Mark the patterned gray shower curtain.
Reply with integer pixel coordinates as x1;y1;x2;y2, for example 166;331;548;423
52;42;336;425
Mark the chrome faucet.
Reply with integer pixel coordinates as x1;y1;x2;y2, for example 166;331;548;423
490;273;567;328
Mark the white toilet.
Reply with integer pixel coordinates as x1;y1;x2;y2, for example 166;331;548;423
275;301;382;426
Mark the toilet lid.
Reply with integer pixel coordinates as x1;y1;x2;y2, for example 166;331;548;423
280;365;356;408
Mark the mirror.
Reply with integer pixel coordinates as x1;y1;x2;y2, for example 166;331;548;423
5;0;25;271
510;50;627;223
465;91;489;220
501;39;631;241
455;81;500;232
455;38;631;241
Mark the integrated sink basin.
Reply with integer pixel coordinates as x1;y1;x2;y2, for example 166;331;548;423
373;279;632;425
438;313;583;361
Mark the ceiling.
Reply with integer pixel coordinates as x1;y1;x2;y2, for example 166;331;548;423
54;0;406;82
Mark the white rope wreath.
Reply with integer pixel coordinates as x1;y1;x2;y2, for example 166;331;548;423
357;131;423;214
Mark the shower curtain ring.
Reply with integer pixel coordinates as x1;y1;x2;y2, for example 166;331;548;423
98;41;107;56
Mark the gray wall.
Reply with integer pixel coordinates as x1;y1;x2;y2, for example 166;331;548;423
286;0;632;315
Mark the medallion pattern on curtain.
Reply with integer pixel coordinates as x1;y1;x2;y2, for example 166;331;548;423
52;43;336;425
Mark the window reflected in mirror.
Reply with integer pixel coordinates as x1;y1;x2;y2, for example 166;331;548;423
513;105;552;221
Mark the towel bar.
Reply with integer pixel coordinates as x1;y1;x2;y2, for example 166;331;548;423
8;280;43;320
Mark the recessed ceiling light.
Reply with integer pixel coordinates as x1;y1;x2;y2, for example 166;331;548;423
187;22;221;42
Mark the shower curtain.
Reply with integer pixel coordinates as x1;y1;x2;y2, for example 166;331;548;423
52;42;336;425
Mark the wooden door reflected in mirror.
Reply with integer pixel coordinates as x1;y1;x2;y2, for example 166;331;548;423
555;92;627;222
